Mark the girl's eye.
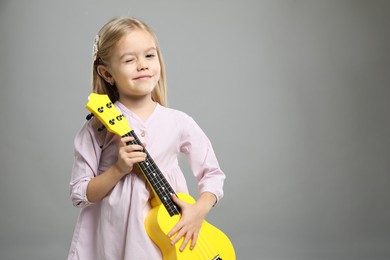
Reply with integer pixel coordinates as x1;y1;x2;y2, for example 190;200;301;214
146;54;156;59
125;59;134;63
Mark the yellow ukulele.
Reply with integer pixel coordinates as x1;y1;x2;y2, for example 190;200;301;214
86;93;236;260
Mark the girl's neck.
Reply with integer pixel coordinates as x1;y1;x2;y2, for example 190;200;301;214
119;94;157;122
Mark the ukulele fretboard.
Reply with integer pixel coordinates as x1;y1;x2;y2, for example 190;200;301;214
124;130;180;217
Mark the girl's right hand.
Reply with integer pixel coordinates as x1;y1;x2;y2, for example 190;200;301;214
86;136;147;203
115;136;147;175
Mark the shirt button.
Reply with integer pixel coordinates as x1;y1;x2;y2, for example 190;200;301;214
140;131;146;137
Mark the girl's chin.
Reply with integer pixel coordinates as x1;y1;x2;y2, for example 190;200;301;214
120;92;153;101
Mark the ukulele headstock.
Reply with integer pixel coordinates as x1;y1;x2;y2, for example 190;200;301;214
86;93;131;136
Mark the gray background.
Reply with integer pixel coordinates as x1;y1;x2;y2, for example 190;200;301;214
1;0;390;259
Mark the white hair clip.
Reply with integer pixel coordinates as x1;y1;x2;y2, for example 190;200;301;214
92;35;100;61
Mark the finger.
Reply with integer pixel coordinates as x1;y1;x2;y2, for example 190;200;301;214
168;221;182;238
125;154;147;166
170;227;186;246
171;194;185;208
123;144;144;153
180;233;192;252
121;136;135;145
190;231;199;250
119;148;145;160
126;151;146;158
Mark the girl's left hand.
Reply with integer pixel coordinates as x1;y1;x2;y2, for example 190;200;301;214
168;194;214;251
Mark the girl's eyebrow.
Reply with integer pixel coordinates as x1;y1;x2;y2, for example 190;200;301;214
145;47;157;52
119;47;157;59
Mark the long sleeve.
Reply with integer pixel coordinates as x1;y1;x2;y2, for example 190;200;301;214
180;116;225;203
69;120;103;208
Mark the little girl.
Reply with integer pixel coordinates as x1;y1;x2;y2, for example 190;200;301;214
68;17;225;260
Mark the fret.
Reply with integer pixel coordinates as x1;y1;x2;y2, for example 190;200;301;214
125;130;180;216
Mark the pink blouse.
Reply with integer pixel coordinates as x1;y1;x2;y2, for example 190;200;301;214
68;102;225;260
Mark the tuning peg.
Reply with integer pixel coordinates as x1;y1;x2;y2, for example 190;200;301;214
97;125;106;132
86;113;94;120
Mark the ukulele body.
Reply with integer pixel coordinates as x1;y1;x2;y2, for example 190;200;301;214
145;193;236;260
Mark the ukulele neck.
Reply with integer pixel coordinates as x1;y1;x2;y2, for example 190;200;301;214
124;130;180;216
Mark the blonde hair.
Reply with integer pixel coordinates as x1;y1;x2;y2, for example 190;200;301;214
92;17;167;106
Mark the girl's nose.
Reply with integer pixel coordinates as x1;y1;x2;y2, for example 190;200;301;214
137;58;148;71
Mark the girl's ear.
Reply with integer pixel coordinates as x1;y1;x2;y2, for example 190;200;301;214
97;65;114;85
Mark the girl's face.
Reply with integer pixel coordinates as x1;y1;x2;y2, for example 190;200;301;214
103;29;161;101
